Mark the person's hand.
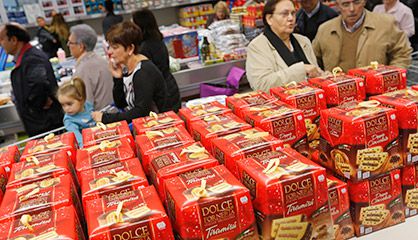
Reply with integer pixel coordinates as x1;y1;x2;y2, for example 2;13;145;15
91;111;103;122
304;64;323;78
108;59;123;78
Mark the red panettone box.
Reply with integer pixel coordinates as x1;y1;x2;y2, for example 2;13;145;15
80;158;148;206
308;73;366;107
348;64;407;96
132;111;185;135
191;113;252;153
326;174;354;240
85;186;174;240
148;142;219;201
0;205;85;240
225;91;278;119
7;150;75;189
0;174;83;223
76;138;136;179
270;83;326;151
319;101;402;181
165;165;258;240
242;101;309;158
178;101;232;132
348;169;405;236
371;89;418;165
135;125;195;175
212;128;283;177
0;166;6;197
412;85;418;91
0;145;19;174
401;164;418;218
236;148;334;240
82;121;135;150
21;132;77;165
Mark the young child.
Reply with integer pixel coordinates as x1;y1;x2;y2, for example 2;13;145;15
57;77;95;147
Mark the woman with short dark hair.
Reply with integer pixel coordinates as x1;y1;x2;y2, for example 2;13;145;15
91;21;169;124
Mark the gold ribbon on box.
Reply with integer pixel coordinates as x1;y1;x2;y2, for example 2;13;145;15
85;140;119;152
94;122;121;131
203;115;221;122
26;156;40;165
370;61;379;70
20;214;34;231
233;91;258;98
284;81;298;88
180;144;207;156
149;111;159;119
191;179;208;198
358;100;381;108
110;169;134;182
243;130;269;139
332;67;344;79
263;158;281;174
43;133;55;143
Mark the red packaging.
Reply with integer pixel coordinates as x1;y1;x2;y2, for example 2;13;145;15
132;111;185;135
371;89;418;165
308;73;366;107
76;138;136;180
319;101;402;181
0;145;19;175
191;113;252;153
326;174;354;240
21;132;77;165
270;83;327;151
80;158;148;206
82;121;135;150
8;150;75;189
348;169;405;236
401;164;418;218
85;186;174;240
178;101;232;132
165;165;258;239
236;148;333;240
0;174;83;223
242;101;309;158
148;142;219;201
212;128;283;177
135;125;195;175
348;64;407;96
412;85;418;91
0;166;6;197
0;205;85;240
225;91;278;119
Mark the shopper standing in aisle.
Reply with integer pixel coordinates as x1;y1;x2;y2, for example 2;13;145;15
101;0;123;35
91;21;169;124
373;0;415;38
0;24;63;136
206;1;230;27
313;0;412;72
132;9;181;112
36;16;60;59
295;0;338;41
50;13;70;57
68;24;114;111
246;0;323;92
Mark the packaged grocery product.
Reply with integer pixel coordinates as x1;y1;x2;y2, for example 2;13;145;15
308;70;366;107
319;101;402;181
178;101;232;132
0;145;19;174
225;91;278;119
21;132;77;165
85;186;174;240
242;101;309;157
212;128;283;177
0;205;85;240
326;174;354;240
148;142;219;201
132;111;185;135
135;125;195;175
191;113;252;153
371;89;418;165
401;164;418;217
80;158;148;206
76;138;136;180
0;166;6;198
348;169;404;236
348;63;407;96
82;121;135;150
270;83;326;151
237;148;333;240
165;165;258;239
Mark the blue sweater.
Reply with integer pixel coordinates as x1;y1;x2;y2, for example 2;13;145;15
63;101;95;147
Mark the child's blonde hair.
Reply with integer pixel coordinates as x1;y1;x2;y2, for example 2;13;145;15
57;77;86;102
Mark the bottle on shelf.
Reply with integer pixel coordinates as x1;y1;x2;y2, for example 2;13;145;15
200;36;210;64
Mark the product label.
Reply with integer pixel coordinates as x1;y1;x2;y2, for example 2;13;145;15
365;114;389;146
383;72;400;92
102;187;139;207
242;95;270;105
110;221;152;240
151;153;179;171
94;129;118;140
272;115;296;143
296;94;318;118
180;169;221;188
328;117;343;138
12;209;53;234
369;174;392;205
91;150;118;166
282;175;315;216
153;136;182;149
241;171;257;199
337;81;357;103
328;189;340;217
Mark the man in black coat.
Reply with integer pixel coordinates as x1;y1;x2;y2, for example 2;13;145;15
0;24;63;136
296;0;339;41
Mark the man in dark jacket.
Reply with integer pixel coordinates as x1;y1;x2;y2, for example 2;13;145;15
0;23;63;136
36;16;59;58
101;0;123;35
296;0;339;41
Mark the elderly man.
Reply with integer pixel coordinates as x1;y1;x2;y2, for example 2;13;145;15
313;0;412;72
0;24;63;136
68;24;113;110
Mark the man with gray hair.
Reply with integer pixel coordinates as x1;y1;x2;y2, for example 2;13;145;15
68;24;113;110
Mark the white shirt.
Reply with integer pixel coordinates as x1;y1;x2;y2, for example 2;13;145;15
373;0;415;37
